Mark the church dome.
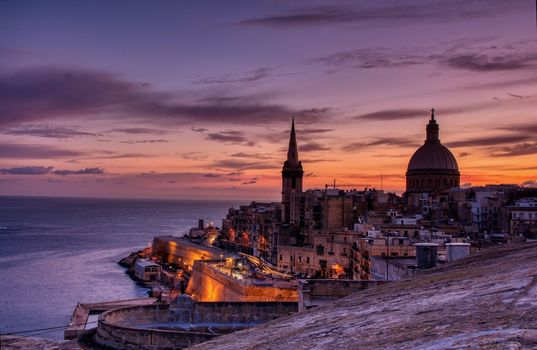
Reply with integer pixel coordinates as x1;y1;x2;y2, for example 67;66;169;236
405;109;460;194
408;142;458;171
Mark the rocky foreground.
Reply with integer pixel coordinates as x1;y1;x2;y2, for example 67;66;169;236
0;336;81;350
189;242;537;350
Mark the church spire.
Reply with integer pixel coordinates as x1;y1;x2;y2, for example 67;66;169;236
426;108;439;143
281;116;303;224
285;116;300;167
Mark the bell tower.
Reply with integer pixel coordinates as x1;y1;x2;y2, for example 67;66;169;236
281;117;303;223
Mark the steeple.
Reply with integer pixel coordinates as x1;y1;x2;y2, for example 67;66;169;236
426;108;440;143
285;117;300;168
281;116;303;224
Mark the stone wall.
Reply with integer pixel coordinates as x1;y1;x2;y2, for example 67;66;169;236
95;304;218;350
152;236;232;268
94;301;297;350
298;279;387;312
186;260;298;302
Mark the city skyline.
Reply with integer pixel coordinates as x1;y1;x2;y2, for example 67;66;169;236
1;0;537;200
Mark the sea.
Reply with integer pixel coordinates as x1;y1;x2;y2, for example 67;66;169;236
0;196;240;339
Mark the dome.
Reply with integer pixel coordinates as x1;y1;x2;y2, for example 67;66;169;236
407;142;458;171
405;109;461;194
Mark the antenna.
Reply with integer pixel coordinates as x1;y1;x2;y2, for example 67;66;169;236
381;173;383;191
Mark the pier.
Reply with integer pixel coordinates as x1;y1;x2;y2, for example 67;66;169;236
64;297;158;339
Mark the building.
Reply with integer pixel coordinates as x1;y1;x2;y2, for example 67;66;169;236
278;230;362;278
509;198;537;238
134;259;162;281
220;202;281;262
406;109;460;194
351;236;415;280
281;117;304;224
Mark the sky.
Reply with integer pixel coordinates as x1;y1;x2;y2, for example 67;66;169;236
1;0;536;200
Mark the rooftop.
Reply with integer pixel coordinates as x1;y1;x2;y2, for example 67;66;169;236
135;259;160;268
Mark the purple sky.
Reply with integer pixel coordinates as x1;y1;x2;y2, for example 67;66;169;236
1;0;536;199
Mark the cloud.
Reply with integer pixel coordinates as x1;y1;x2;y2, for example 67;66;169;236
301;128;334;135
352;101;506;123
315;39;537;73
314;47;430;69
95;152;149;159
192;67;273;85
507;93;531;99
446;135;530;148
241;179;257;185
258;126;334;144
461;182;473;189
231;152;275;160
521;180;537;188
492;142;537;157
191;127;208;133
206;130;255;146
52;167;105;176
203;173;222;178
302;158;338;163
238;1;523;27
459;152;471;157
299;142;330;152
461;75;537;91
2;124;97;138
305;172;316;177
227;171;245;176
0;166;105;176
109;128;167;135
442;51;537;72
119;139;169;144
354;109;427;121
500;123;537;134
180;152;208;161
342;137;419;152
210;159;280;171
0;67;331;127
0;143;83;159
0;166;53;175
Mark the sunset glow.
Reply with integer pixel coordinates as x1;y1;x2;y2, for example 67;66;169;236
1;1;536;199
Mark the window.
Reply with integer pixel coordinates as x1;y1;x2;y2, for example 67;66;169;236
306;257;310;264
298;256;302;263
279;254;282;261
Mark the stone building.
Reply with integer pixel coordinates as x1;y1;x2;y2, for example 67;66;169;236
509;197;537;238
220;202;281;262
406;109;460;194
278;230;362;278
281;117;303;224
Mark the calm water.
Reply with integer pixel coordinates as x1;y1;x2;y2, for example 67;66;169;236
0;196;239;339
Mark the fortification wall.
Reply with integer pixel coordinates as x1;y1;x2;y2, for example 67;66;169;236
94;301;297;350
298;279;387;312
152;236;229;267
186;261;298;302
95;304;217;350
